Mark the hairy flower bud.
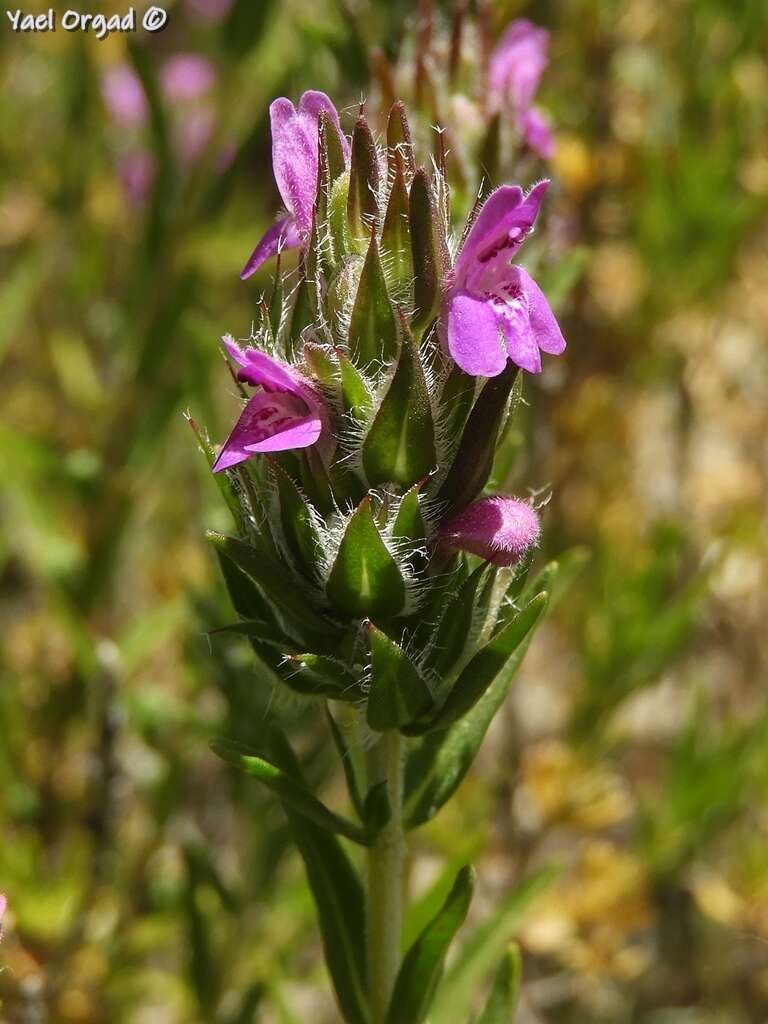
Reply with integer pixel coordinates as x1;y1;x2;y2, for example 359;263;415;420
439;496;540;566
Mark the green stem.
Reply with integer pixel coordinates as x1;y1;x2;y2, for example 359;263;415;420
366;730;404;1024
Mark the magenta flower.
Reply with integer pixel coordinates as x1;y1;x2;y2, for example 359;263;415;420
213;337;329;472
444;180;565;377
488;19;554;159
0;893;6;940
440;496;540;566
240;91;350;280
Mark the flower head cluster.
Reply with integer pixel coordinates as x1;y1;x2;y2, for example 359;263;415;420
203;86;564;735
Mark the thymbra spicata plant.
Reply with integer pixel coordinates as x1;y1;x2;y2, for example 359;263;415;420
194;80;568;1024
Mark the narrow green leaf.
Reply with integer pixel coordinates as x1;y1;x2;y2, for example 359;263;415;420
362;320;436;488
367;624;434;732
211;739;371;845
269;731;370;1024
326;499;407;619
474;945;522;1024
422;564;495;680
436;364;518;513
409;168;442;336
404;593;549;827
348;115;380;245
430;592;549;731
348;233;398;366
430;868;556;1024
209;532;340;650
386;866;475;1024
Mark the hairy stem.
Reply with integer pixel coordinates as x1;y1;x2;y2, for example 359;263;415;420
366;730;404;1024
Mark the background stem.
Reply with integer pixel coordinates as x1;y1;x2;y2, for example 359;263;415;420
366;730;404;1024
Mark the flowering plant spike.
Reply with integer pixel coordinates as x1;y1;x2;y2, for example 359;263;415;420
200;69;568;1023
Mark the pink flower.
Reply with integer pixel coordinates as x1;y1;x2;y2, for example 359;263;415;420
101;64;148;125
440;496;540;566
212;337;329;472
0;893;6;940
160;54;216;102
489;19;554;159
240;91;350;280
444;180;565;377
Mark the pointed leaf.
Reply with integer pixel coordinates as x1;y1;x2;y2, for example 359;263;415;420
386;100;415;175
211;739;371;845
348;233;398;366
362;321;436;488
436;364;518;513
404;593;549;827
430;868;556;1024
474;945;522;1024
367;623;434;731
347;115;380;244
422;563;495;681
326;498;407;618
386;866;475;1024
409;168;442;336
269;731;370;1024
428;592;549;732
382;153;413;296
209;532;340;650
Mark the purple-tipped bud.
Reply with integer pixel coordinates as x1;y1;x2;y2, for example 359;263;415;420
440;496;540;566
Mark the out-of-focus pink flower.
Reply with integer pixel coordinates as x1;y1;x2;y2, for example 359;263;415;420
185;0;233;20
160;54;216;102
488;19;554;159
101;64;148;125
117;150;156;206
443;180;565;376
240;91;350;280
440;496;540;566
0;893;7;940
213;337;330;472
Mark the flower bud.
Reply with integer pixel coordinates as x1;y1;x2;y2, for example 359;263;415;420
439;496;540;566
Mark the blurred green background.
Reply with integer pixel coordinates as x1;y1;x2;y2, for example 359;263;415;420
1;0;767;1020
